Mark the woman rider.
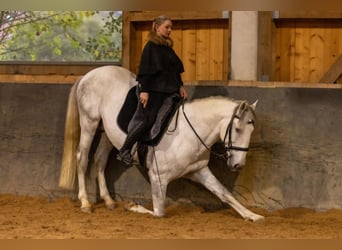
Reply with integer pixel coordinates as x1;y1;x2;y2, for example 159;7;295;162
117;15;188;165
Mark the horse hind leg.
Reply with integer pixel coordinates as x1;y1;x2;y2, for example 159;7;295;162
186;167;265;222
93;132;117;210
77;118;99;213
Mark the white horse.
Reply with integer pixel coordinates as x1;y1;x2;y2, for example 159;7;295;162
59;65;264;222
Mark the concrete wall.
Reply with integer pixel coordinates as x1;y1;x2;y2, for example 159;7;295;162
1;83;342;211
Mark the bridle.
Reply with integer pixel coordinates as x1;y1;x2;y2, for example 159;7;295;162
222;113;250;161
181;100;252;162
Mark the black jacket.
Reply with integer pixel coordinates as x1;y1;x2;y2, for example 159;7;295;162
137;38;184;94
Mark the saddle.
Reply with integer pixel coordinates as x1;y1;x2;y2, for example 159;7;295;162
117;86;182;169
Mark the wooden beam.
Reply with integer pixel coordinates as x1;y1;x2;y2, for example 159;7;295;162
127;11;229;22
0;62;115;75
257;11;276;81
185;80;342;89
278;11;342;19
0;74;81;84
320;54;342;83
121;11;131;70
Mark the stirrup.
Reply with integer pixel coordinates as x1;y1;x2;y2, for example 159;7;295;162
117;150;137;166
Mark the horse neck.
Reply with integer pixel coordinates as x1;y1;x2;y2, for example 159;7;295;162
182;97;238;146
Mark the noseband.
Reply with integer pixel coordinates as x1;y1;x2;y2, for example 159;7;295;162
222;113;250;161
182;101;252;162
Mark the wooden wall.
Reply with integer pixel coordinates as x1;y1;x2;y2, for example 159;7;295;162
274;19;342;83
123;11;342;84
0;11;341;85
123;11;230;82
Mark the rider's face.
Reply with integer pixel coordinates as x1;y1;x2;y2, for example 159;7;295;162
156;20;172;39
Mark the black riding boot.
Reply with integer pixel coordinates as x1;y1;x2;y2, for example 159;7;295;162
117;123;145;166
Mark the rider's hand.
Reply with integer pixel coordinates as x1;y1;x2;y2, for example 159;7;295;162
140;92;149;108
179;86;188;100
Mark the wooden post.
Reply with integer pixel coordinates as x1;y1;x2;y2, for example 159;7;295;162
121;11;131;70
257;11;276;81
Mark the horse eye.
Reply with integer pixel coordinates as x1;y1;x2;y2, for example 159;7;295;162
248;119;255;125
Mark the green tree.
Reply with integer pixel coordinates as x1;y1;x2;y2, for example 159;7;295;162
85;11;122;61
0;11;122;62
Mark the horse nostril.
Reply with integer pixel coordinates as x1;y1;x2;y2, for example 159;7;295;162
233;164;241;170
228;163;241;172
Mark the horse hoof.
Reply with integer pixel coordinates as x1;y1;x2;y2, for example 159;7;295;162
81;206;92;213
106;203;118;210
254;216;265;223
124;201;136;211
247;215;265;223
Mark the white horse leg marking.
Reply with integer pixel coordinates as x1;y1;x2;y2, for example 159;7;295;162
187;167;265;222
125;201;153;215
126;160;168;217
94;133;116;210
149;172;168;217
77;120;98;213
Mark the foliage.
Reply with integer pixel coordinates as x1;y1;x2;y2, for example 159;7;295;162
0;11;122;62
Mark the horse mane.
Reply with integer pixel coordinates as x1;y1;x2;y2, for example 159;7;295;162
188;95;235;105
187;95;256;119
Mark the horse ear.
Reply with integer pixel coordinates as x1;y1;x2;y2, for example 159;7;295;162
237;101;248;115
250;99;258;110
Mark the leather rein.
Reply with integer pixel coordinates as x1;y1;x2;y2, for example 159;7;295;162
179;100;251;161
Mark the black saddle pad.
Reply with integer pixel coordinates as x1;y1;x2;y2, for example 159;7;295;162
117;86;182;146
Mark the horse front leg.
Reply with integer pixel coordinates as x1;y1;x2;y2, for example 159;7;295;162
187;167;265;222
94;133;116;210
149;171;168;217
124;166;168;217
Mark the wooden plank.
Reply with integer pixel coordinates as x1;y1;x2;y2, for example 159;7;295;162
308;24;325;82
0;62;113;75
121;11;131;70
222;18;230;80
130;22;144;74
209;21;225;80
196;21;210;80
182;21;197;81
171;21;183;60
294;25;310;82
274;20;281;81
128;11;228;22
184;80;342;88
276;22;296;82
278;11;342;19
320;54;342;83
0;74;81;84
257;12;274;81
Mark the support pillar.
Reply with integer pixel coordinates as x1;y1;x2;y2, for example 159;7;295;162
230;11;259;81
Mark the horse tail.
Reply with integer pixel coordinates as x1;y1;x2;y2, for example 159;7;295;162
58;77;81;190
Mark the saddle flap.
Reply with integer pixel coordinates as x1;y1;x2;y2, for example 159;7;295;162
117;86;181;144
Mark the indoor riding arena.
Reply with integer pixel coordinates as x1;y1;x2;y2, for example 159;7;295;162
1;11;342;239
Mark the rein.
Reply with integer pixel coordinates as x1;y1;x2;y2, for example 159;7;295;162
181;100;249;161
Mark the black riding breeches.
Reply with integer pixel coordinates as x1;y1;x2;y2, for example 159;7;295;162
121;91;174;152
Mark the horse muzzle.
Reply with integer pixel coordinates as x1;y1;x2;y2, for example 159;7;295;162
228;163;242;172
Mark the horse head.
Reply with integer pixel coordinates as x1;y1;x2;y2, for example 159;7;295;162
222;100;258;172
